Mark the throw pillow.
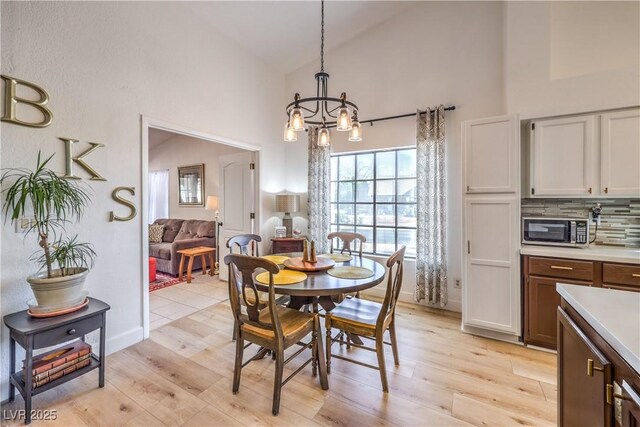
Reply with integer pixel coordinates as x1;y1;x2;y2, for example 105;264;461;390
149;224;165;243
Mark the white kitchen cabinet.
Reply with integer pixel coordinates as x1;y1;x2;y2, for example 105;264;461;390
463;115;518;193
601;108;640;197
462;198;520;335
530;115;595;197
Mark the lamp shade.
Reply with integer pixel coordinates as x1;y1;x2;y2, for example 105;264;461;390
205;195;219;210
275;194;300;213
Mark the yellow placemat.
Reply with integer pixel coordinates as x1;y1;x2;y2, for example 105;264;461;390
255;270;307;285
318;253;353;262
260;255;290;265
327;266;374;279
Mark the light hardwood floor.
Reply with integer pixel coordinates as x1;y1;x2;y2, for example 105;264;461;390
2;276;557;426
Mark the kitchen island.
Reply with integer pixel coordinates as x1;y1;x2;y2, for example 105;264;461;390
557;283;640;426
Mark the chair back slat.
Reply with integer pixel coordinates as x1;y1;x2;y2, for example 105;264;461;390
327;232;366;257
227;234;262;256
378;246;406;326
224;254;282;336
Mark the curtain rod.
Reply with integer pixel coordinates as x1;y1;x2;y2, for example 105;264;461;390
326;105;456;128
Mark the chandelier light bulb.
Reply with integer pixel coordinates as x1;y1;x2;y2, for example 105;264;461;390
318;126;331;146
336;106;352;131
348;119;362;141
284;122;297;142
289;107;305;131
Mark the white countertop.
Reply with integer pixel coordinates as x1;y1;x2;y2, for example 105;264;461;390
557;284;640;374
521;245;640;264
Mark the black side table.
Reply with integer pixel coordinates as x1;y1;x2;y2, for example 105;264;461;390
3;297;110;424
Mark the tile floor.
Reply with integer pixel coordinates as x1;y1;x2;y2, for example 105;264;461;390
149;271;228;330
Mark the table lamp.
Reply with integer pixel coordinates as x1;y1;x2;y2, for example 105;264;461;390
205;195;222;274
275;194;300;238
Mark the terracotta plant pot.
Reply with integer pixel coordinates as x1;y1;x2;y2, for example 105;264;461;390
27;268;88;308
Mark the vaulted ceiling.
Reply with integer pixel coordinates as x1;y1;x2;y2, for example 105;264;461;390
181;1;418;74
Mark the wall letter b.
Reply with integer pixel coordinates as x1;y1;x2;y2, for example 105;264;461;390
1;75;53;128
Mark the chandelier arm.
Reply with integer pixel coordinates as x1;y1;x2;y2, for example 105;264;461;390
300;105;320;115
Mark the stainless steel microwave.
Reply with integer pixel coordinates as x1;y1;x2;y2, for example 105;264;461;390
522;217;590;247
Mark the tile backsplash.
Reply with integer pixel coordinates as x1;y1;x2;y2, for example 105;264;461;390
521;198;640;248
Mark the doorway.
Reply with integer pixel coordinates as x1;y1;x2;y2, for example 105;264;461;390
141;117;261;338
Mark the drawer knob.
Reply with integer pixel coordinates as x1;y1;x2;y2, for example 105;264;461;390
551;265;573;271
67;328;76;335
632;274;640;278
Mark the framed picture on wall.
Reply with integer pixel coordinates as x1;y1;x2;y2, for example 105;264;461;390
178;164;205;206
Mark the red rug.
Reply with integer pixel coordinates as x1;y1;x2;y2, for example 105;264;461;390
149;272;183;292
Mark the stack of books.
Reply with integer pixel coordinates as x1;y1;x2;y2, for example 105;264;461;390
22;341;92;388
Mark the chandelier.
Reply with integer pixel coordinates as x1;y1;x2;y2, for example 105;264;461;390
284;0;362;145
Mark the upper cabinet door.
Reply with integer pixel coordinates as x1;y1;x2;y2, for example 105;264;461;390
601;108;640;197
463;115;518;194
531;116;595;197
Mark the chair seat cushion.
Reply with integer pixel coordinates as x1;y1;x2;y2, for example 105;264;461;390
327;297;382;329
241;306;314;341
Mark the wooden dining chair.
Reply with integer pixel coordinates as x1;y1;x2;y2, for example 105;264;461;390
227;233;262;256
324;246;406;392
328;231;366;257
224;254;328;415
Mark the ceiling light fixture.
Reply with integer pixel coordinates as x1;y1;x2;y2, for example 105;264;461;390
284;0;361;145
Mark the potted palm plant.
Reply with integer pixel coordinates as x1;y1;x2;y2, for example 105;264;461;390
1;152;96;311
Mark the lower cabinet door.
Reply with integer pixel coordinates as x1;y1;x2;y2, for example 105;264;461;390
526;277;591;349
558;307;614;427
621;380;640;427
463;198;520;334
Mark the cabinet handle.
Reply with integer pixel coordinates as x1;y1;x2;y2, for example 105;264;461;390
587;358;604;376
632;274;640;278
466;185;470;192
467;240;470;255
588;187;592;194
606;384;631;406
604;187;609;194
67;328;76;335
551;265;573;270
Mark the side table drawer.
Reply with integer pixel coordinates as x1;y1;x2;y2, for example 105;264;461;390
34;315;103;349
275;242;301;253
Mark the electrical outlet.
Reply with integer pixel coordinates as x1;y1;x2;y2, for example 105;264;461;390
14;217;32;233
590;211;601;226
454;279;461;288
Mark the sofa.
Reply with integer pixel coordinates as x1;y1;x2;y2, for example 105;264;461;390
149;218;216;276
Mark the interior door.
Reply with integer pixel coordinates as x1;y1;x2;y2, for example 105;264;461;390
601;108;640;196
463;198;520;334
218;151;257;281
463;115;518;193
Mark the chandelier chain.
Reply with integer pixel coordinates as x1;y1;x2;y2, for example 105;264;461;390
320;0;325;72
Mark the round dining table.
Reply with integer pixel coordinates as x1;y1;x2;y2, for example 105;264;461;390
254;253;387;312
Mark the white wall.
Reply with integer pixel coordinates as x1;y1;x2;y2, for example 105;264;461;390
148;133;247;221
0;1;286;400
285;1;507;311
505;1;640;117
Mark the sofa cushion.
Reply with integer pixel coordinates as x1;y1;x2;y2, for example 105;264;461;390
175;219;215;241
153;219;184;243
149;242;172;260
148;224;165;243
196;221;216;238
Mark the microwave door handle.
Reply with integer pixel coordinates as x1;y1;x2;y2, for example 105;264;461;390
570;221;577;244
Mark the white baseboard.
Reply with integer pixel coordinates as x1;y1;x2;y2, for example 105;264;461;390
362;288;461;313
105;326;144;355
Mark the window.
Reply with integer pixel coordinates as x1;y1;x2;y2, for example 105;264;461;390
330;148;417;257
